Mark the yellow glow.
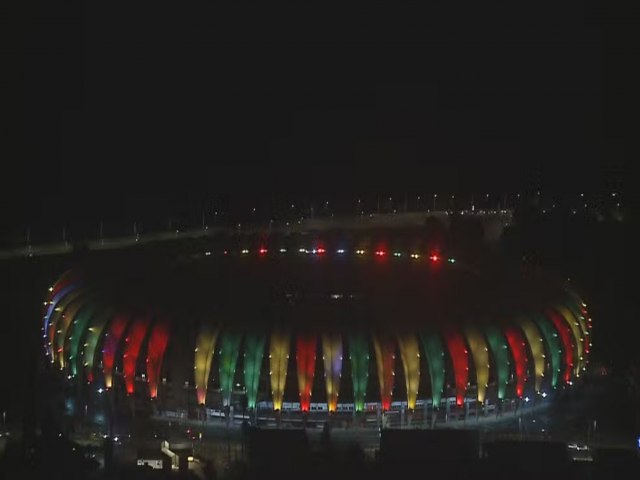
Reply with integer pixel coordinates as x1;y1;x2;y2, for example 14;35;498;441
321;333;342;412
463;325;489;403
518;318;545;392
270;331;290;411
194;324;219;405
397;333;420;409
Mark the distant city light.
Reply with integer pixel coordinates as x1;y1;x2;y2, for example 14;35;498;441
524;396;530;403
241;249;249;255
336;249;346;254
355;249;365;255
279;248;287;253
410;253;420;259
447;257;456;263
393;252;402;257
375;250;386;257
429;253;440;262
541;392;547;398
258;247;268;255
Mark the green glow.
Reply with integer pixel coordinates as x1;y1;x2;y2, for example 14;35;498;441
67;302;99;377
243;333;265;409
219;331;242;407
348;333;369;412
419;331;445;407
81;308;114;382
484;326;509;400
531;313;561;388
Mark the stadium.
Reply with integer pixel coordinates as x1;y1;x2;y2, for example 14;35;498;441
41;229;592;426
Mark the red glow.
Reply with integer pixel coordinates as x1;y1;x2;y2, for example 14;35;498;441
444;329;468;406
429;253;440;262
123;314;152;395
296;334;316;412
102;313;130;389
376;336;395;411
504;327;527;397
316;247;326;255
544;308;575;383
146;317;171;399
375;250;386;256
258;247;268;255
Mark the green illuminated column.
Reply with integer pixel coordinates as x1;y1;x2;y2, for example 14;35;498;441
67;302;100;377
219;331;242;407
483;326;509;400
81;308;114;383
243;332;266;409
531;314;561;389
348;333;369;412
419;331;445;407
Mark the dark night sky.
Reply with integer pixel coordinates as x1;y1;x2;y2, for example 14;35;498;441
10;2;627;232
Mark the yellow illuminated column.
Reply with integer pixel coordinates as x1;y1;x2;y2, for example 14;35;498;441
194;324;219;405
396;333;420;410
518;317;545;392
270;331;290;411
321;333;343;412
463;325;490;404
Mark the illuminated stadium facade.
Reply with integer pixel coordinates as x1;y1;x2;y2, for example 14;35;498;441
42;242;592;422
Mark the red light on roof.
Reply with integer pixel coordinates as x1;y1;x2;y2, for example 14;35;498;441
258;247;268;255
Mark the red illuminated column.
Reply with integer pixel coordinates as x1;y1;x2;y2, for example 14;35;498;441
373;334;396;411
504;326;528;398
296;333;317;412
123;314;152;395
443;328;469;406
102;313;131;389
146;317;171;399
544;308;575;384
